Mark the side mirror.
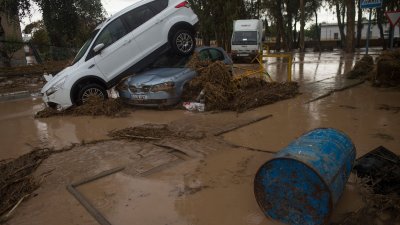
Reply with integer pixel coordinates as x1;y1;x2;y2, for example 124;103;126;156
93;43;105;53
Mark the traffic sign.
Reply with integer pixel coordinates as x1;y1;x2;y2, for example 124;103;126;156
385;11;400;27
361;0;382;9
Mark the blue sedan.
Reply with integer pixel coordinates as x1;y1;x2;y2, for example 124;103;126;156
117;47;233;107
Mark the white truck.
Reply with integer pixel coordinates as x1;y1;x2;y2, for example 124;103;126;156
231;19;263;61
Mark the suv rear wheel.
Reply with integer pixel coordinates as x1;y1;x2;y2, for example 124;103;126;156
171;30;195;56
77;83;107;105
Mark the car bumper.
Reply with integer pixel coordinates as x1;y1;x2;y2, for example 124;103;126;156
231;52;258;59
42;88;73;110
119;90;180;107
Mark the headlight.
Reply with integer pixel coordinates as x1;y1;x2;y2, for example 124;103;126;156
151;82;175;92
46;78;66;96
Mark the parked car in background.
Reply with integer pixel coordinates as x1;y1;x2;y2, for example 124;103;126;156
117;47;233;107
41;0;198;111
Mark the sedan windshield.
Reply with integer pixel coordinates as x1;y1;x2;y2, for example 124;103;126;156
71;30;99;65
232;31;257;45
150;54;190;68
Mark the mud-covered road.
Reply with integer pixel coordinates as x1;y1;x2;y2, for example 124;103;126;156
1;50;400;225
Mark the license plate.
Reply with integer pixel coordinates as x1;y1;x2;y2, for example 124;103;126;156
132;95;147;100
238;54;249;56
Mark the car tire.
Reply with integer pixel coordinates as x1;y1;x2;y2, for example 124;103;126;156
171;30;195;56
77;83;107;105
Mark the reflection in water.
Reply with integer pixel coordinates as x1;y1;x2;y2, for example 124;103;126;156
34;120;50;145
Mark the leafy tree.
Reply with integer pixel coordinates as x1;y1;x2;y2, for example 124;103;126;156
304;24;320;40
35;0;79;47
262;0;321;51
23;21;42;34
0;0;31;18
189;0;246;50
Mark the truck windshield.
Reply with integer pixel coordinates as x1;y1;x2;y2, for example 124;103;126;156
71;30;99;65
232;31;257;45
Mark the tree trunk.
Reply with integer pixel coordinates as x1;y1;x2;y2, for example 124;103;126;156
256;0;261;18
286;12;293;51
377;8;387;50
293;19;298;49
345;0;355;53
300;0;305;52
276;30;282;51
276;0;287;51
315;10;321;52
336;3;346;48
356;0;363;48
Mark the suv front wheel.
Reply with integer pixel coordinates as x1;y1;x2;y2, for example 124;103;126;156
77;83;107;105
171;30;195;56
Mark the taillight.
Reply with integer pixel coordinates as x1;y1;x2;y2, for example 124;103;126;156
175;1;189;8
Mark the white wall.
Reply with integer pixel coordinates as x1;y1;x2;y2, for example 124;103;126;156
320;23;400;41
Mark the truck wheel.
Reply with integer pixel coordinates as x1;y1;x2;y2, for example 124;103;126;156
171;30;195;56
77;83;107;105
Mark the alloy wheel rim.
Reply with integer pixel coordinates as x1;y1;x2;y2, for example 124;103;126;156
176;33;193;53
82;88;104;103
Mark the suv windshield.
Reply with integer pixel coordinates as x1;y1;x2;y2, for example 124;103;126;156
72;30;99;65
232;31;257;45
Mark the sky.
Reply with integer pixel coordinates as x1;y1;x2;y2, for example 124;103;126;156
20;0;337;30
20;0;138;29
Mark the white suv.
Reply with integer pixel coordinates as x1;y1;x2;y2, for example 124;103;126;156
41;0;198;110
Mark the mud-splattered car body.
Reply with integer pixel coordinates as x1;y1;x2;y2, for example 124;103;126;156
117;47;232;107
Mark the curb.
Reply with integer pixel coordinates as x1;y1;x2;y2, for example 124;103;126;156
0;91;31;101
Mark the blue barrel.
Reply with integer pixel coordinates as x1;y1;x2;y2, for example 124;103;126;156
254;128;356;225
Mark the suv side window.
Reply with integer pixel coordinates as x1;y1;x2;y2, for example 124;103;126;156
93;18;127;50
123;5;156;32
209;49;225;61
148;0;168;14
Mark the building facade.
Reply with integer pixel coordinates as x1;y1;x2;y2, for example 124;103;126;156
320;21;399;41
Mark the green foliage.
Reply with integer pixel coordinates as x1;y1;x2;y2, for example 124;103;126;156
189;0;246;49
0;0;31;18
304;24;319;40
23;21;42;34
34;0;105;47
31;27;49;46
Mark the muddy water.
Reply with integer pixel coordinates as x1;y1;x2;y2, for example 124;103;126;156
0;98;189;160
224;84;400;157
71;145;286;225
3;50;400;225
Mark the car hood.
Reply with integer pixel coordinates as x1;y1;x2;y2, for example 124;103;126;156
41;65;75;93
126;68;193;86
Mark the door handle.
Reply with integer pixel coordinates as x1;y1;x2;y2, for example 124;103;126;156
123;39;131;46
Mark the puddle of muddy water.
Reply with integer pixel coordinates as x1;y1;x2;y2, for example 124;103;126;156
223;84;400;157
78;173;190;225
0;98;191;160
